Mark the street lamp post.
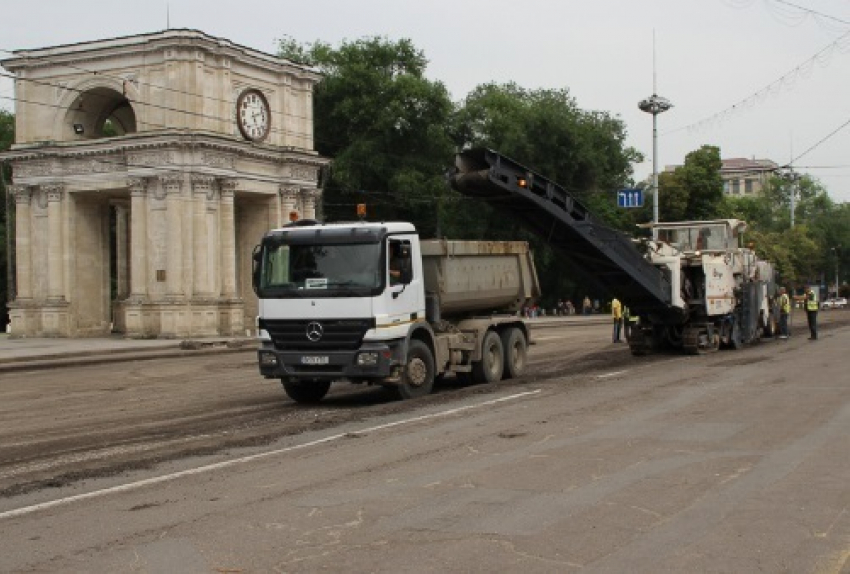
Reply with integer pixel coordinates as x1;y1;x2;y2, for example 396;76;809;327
639;94;673;239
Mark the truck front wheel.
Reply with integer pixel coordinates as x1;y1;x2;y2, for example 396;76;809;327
472;330;504;384
500;327;527;379
396;340;435;400
282;380;331;404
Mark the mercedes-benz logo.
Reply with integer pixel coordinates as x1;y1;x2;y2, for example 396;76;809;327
305;321;324;342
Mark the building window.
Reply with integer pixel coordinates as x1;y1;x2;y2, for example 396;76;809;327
723;180;730;195
745;178;754;194
731;179;741;195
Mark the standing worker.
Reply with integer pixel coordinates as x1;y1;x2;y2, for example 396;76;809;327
778;287;791;339
611;297;623;343
805;286;819;340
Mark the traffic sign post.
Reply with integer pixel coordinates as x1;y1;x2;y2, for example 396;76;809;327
617;188;644;208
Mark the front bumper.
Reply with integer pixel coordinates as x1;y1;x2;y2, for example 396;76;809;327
257;341;402;383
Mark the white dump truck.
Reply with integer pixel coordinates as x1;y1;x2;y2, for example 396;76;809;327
253;219;540;403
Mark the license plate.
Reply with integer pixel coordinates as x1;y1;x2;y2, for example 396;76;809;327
301;355;329;365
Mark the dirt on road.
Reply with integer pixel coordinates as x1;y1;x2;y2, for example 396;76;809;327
1;310;847;499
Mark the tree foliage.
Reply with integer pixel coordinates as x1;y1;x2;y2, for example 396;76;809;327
722;173;850;291
278;36;455;237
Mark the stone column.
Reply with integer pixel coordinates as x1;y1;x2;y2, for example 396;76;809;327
161;175;184;299
219;179;237;298
279;186;299;225
11;185;32;300
301;188;319;220
44;183;66;302
114;204;129;299
192;175;215;296
128;178;148;301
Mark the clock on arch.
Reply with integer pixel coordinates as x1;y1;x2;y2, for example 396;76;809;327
236;88;271;142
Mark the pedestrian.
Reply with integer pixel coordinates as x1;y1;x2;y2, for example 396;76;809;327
611;297;623;342
805;286;819;340
582;296;592;315
778;287;791;339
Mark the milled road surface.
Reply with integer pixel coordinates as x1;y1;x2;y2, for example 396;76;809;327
0;311;848;572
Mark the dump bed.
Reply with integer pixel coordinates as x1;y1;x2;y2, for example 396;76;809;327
420;240;540;317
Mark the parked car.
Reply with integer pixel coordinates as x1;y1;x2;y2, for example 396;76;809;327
821;297;847;309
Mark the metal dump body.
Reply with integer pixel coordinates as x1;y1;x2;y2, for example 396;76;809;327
420;240;540;317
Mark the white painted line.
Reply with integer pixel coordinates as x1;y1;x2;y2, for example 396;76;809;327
0;389;542;520
597;370;627;379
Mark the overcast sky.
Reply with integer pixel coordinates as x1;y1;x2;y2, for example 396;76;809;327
2;0;850;201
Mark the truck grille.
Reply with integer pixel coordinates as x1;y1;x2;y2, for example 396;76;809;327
260;318;374;351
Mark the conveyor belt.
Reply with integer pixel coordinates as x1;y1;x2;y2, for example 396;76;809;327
448;148;673;315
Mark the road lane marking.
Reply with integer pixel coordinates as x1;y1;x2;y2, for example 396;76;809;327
597;370;627;379
0;389;542;521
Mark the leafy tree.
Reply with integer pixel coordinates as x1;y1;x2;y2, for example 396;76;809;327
278;36;455;237
450;82;644;304
0;109;13;327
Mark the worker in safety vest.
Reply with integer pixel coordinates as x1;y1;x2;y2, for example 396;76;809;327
778;287;791;339
611;298;623;343
805;286;819;340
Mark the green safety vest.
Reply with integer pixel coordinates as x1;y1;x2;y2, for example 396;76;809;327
779;293;791;314
806;292;818;311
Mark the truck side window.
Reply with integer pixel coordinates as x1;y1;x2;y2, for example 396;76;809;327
389;240;412;285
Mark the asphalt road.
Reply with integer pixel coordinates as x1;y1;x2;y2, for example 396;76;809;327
0;311;848;572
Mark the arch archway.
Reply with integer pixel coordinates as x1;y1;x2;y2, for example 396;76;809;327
62;85;137;140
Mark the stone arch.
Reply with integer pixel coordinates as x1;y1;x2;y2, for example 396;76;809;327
58;78;137;141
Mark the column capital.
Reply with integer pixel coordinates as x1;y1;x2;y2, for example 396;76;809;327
128;177;148;197
43;182;65;202
300;188;321;203
10;184;32;204
191;175;217;199
219;178;238;199
279;186;300;202
159;174;184;195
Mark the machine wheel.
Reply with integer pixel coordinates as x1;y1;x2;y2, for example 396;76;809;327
500;327;528;380
395;340;435;400
282;380;331;404
472;330;504;384
763;313;777;338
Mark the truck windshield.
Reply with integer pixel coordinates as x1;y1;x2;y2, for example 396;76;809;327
257;241;383;297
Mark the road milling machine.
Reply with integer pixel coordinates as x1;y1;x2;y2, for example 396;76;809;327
448;148;778;355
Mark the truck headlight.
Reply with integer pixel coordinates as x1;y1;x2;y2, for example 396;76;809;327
357;352;379;366
259;351;279;367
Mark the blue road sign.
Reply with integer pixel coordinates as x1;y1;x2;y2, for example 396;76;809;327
617;188;644;208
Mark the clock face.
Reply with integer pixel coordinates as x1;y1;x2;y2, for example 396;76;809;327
236;89;270;142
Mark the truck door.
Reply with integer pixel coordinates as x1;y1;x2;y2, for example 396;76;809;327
380;237;422;327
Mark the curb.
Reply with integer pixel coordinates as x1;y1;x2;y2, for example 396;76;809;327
0;339;258;374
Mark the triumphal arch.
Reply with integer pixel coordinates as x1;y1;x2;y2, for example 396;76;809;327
1;30;328;337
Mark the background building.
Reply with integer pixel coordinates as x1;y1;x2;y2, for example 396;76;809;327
720;157;778;196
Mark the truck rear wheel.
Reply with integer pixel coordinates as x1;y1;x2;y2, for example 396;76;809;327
472;330;504;384
500;327;527;379
282;380;331;404
396;340;435;400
